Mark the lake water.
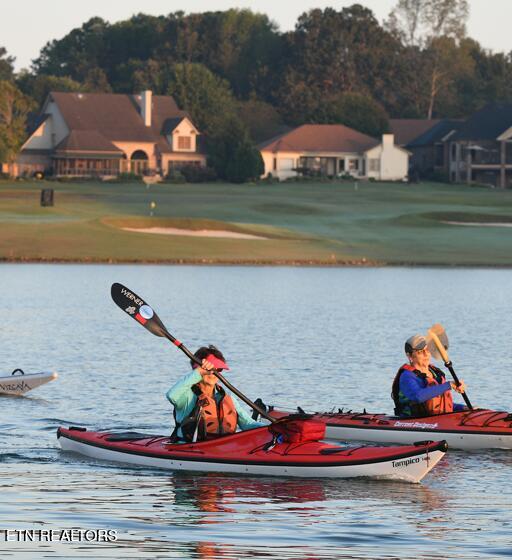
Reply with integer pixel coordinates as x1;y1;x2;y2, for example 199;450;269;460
1;264;512;559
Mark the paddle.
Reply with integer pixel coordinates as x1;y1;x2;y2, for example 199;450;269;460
110;282;275;423
427;323;473;410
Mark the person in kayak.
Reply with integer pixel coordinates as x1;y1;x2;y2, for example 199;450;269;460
166;345;264;442
392;334;467;417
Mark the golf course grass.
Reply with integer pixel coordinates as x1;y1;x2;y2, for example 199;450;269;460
1;179;512;265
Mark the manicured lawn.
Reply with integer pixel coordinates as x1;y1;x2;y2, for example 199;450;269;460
1;179;512;265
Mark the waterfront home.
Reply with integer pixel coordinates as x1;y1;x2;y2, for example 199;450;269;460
448;103;512;188
258;124;409;181
11;90;206;178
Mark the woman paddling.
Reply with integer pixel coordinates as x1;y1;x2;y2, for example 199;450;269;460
167;345;263;442
392;334;467;418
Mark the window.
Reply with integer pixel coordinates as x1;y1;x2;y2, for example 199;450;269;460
177;136;191;150
273;157;277;171
368;159;380;172
168;161;201;172
348;159;359;171
338;159;345;172
278;158;294;171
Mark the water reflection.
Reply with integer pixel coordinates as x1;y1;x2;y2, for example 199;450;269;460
3;264;512;558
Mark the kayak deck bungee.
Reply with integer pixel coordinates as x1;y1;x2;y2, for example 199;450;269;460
267;407;512;450
0;370;58;396
57;426;447;482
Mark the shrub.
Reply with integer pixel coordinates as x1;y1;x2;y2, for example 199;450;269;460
180;165;217;183
117;172;143;183
207;115;264;183
164;169;186;183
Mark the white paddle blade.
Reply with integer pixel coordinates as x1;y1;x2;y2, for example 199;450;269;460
428;328;450;363
427;324;449;361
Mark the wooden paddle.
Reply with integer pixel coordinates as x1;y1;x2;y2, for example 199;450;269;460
427;324;473;410
110;282;275;422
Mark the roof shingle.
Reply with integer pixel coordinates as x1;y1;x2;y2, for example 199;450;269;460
49;92;189;147
451;104;512;141
389;119;441;146
259;124;380;153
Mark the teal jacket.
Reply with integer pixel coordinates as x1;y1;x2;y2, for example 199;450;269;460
166;370;264;440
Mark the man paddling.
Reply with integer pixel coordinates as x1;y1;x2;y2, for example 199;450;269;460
166;345;263;442
392;335;467;418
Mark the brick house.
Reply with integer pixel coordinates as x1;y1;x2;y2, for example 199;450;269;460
448;104;512;188
390;119;462;179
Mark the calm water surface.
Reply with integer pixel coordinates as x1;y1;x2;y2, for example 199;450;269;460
1;264;512;559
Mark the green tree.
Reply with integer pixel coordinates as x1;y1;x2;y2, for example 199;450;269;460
387;0;470;117
277;6;403;123
167;63;237;132
124;58;172;94
0;81;34;165
165;9;283;98
329;93;389;137
450;39;512;115
16;73;82;107
33;17;109;81
0;47;15;81
423;36;474;117
236;97;287;142
207;115;263;182
82;67;112;92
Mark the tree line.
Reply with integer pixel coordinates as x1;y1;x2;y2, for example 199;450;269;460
1;1;511;181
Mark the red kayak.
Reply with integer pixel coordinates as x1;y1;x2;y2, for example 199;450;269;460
57;424;447;483
266;407;512;450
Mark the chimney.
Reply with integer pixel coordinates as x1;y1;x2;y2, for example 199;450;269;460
382;134;394;148
140;90;152;127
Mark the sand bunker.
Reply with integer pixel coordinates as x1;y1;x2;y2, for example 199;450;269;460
442;221;512;228
123;227;268;239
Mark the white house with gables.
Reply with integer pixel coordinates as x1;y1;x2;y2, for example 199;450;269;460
258;124;409;181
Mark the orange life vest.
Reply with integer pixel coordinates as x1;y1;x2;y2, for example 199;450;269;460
192;384;238;441
392;363;453;417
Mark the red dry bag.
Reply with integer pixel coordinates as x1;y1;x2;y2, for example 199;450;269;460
269;415;326;443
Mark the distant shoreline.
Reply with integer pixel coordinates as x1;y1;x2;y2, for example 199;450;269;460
2;257;512;268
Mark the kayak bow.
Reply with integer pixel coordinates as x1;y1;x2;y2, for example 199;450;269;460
0;370;58;396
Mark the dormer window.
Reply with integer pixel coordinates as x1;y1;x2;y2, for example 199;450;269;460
177;136;191;150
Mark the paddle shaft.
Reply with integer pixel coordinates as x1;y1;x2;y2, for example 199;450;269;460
163;331;276;423
428;330;473;410
443;360;473;409
111;283;275;422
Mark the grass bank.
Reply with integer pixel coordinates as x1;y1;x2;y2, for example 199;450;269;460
1;179;512;265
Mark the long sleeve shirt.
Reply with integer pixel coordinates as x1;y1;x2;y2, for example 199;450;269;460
166;370;264;440
399;369;465;410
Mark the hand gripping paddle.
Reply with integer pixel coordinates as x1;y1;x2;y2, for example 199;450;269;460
427;323;473;410
111;282;275;422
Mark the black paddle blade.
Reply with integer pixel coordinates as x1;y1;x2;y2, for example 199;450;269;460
111;283;170;339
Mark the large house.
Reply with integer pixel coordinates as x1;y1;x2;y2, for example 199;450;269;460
390;119;461;179
13;90;206;178
448;104;512;189
259;124;409;181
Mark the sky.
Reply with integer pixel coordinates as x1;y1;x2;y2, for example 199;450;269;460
2;0;511;71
